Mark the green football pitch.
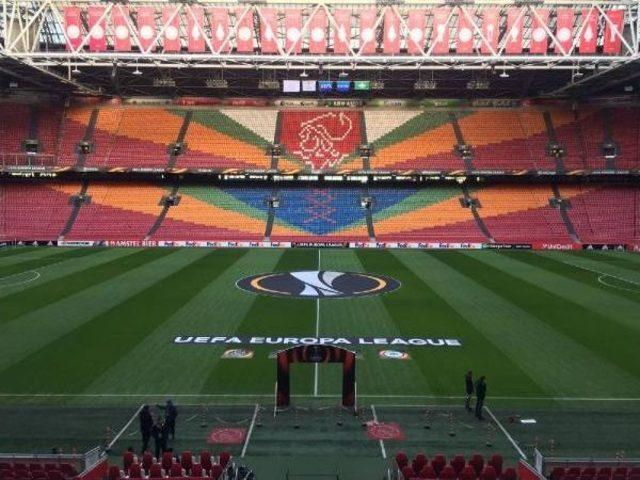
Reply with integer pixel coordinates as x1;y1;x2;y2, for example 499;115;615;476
1;247;639;479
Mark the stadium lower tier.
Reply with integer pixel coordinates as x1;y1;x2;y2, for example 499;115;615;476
1;182;638;245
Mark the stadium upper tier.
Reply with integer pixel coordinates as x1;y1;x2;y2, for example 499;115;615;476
1;182;638;245
1;104;639;174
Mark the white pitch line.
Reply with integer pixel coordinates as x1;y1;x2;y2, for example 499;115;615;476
0;270;41;289
106;403;144;451
0;393;638;401
370;405;387;460
241;403;259;458
556;258;640;287
484;406;527;460
314;249;321;397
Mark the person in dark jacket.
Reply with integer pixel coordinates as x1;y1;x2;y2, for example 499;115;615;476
157;399;178;440
139;405;153;454
475;376;487;420
464;371;474;411
151;419;167;459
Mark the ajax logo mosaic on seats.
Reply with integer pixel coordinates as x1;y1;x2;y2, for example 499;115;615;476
236;270;400;299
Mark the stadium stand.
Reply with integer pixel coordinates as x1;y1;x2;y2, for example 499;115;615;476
111;450;230;480
2;182;637;244
2;104;640;173
395;452;516;480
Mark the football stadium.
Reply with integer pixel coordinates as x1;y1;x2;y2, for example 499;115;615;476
1;1;640;479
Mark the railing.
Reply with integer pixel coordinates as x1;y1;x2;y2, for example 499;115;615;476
0;153;58;169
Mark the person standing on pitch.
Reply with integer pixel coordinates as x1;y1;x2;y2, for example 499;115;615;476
465;371;474;411
139;405;153;453
157;399;178;440
475;376;487;420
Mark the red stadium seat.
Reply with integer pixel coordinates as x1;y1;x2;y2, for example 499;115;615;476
441;465;457;480
161;453;173;472
419;465;437;479
180;452;192;475
413;454;428;475
431;454;447;476
210;465;223;480
149;464;162;479
614;469;628;478
480;466;498;480
395;452;409;470
199;452;212;475
128;464;142;479
568;468;582;477
598;468;612;479
218;452;230;469
169;464;183;478
551;468;566;480
583;469;597;477
470;455;485;476
501;467;517;480
122;453;134;474
108;466;121;480
461;465;477;480
141;452;154;474
451;455;466;476
488;455;503;477
402;466;415;480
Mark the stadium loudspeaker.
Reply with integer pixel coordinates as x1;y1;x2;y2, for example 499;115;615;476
23;139;40;154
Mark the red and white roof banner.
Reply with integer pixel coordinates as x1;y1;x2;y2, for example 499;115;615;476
407;9;425;54
112;6;131;52
235;8;254;53
555;8;574;54
209;7;230;53
308;9;328;54
187;6;205;53
332;9;351;54
285;9;303;54
456;9;474;55
136;7;156;52
530;8;550;54
481;8;499;55
603;9;625;54
579;8;598;54
505;7;524;54
163;6;181;52
64;6;83;51
87;6;106;52
383;9;400;54
359;9;377;54
259;8;279;54
431;7;450;55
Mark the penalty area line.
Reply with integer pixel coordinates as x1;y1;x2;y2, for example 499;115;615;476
106;403;145;451
484;406;527;460
241;403;259;458
370;405;387;460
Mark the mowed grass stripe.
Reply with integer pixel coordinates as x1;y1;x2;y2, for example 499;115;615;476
85;249;284;399
0;247;67;264
474;251;640;334
503;251;640;315
391;250;547;397
0;248;136;299
318;250;430;397
567;251;640;272
357;249;535;397
0;249;246;393
0;248;103;277
200;248;317;396
455;251;640;383
555;251;640;282
0;247;48;259
0;250;209;380
406;251;625;397
0;249;171;324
